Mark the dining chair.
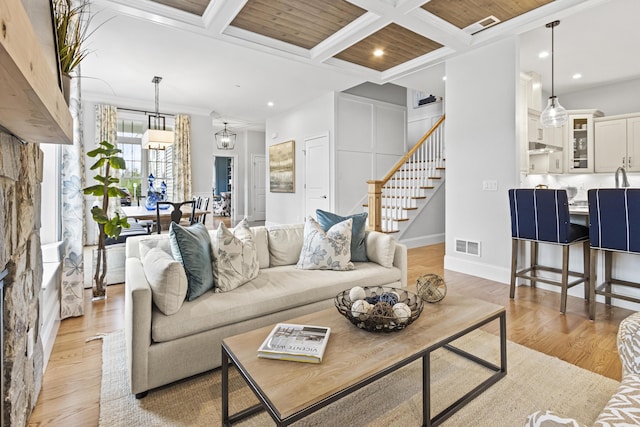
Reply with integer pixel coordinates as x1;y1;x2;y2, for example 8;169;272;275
587;188;640;320
156;200;196;234
133;195;154;233
197;197;210;224
508;188;590;313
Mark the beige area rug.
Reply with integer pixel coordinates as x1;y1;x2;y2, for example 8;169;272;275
100;329;618;426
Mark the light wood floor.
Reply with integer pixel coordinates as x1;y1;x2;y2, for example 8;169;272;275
28;243;634;426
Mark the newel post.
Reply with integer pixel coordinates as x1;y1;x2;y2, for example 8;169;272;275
367;180;383;231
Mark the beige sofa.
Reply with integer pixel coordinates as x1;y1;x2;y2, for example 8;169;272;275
125;223;407;398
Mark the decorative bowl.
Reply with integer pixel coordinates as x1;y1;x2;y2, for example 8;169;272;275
334;286;424;332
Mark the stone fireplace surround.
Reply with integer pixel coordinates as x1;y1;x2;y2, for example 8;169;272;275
0;131;45;425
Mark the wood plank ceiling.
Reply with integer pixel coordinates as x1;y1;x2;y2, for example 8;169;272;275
149;0;555;72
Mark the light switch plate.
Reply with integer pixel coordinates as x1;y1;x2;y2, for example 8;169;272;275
482;180;498;191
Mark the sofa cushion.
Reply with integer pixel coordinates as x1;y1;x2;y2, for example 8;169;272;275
151;262;402;343
297;217;354;271
211;219;259;292
142;248;188;316
251;226;270;269
316;209;368;262
267;223;304;266
365;231;396;268
169;222;215;301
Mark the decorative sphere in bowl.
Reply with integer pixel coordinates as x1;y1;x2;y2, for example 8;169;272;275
335;286;423;332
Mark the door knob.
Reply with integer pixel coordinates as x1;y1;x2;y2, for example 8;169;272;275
321;195;327;199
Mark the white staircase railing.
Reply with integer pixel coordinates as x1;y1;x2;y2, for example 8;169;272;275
367;115;445;233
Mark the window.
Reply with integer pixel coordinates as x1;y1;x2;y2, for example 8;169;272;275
116;115;174;203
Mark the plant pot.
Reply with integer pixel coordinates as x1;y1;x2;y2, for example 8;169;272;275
61;73;71;105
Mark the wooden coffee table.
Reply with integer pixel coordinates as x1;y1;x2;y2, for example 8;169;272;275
222;295;506;426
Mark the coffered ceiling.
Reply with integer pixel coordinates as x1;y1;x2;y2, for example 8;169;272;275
82;0;633;126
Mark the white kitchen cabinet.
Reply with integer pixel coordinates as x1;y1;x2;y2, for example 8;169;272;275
548;151;564;173
566;110;604;173
528;110;544;146
595;114;640;172
529;153;549;174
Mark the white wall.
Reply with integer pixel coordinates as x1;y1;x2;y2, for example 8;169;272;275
265;92;335;225
561;77;640;116
444;37;520;283
335;93;407;215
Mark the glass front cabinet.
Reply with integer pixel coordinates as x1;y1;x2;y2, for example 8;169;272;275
566;110;604;173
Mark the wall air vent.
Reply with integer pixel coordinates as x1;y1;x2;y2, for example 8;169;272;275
463;15;501;35
455;238;481;256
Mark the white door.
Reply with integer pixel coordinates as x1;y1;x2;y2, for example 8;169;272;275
305;133;330;217
251;155;266;221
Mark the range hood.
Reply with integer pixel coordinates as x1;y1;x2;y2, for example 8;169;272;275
528;141;563;153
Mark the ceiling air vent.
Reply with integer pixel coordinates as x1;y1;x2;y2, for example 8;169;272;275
455;238;481;257
463;16;501;35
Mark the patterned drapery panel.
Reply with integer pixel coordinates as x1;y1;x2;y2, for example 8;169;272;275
86;104;118;246
61;74;85;319
173;114;192;201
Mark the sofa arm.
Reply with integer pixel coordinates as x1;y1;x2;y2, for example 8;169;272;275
125;257;153;396
393;242;408;288
618;312;640;377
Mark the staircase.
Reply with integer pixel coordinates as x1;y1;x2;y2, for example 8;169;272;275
366;115;445;238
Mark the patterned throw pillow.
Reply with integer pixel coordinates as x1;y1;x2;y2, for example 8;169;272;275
525;410;583;427
297;217;354;271
169;222;214;301
212;218;259;292
316;209;368;262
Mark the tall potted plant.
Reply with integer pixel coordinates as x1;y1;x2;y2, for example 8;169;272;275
53;0;94;101
83;141;130;299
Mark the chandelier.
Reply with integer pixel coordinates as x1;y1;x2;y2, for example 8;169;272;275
142;76;174;150
215;122;236;150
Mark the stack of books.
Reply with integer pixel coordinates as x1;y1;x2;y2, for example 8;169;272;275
258;323;331;364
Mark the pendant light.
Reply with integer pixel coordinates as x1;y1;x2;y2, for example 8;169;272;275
142;76;174;150
215;122;236;150
540;20;568;128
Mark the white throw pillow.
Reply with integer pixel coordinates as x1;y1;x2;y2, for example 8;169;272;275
142;248;188;315
365;231;395;268
139;237;173;260
267;223;305;266
297;217;354;271
212;218;259;292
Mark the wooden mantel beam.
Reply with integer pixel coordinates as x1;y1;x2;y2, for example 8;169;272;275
0;0;72;144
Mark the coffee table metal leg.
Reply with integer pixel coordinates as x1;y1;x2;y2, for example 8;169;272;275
222;347;230;427
423;354;431;427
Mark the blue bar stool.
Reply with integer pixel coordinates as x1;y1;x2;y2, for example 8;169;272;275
588;189;640;320
508;189;590;313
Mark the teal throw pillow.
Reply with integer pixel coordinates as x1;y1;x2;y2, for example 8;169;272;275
316;210;368;262
169;222;214;301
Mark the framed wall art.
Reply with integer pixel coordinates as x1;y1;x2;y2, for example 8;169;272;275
269;140;295;193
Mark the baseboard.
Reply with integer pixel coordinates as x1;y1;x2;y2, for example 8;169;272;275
400;233;445;249
443;255;511;284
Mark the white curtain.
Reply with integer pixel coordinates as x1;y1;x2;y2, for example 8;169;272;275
173;114;192;201
60;74;85;319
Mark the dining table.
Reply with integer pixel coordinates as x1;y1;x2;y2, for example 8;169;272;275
122;205;205;220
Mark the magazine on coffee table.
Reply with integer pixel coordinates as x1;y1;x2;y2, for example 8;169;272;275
258;323;331;364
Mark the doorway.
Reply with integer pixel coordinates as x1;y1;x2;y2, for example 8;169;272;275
212;155;237;224
304;132;331;217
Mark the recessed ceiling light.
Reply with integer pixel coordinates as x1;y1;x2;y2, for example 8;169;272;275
373;49;384;57
538;51;549;59
267;101;274;107
572;73;582;79
442;76;447;81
